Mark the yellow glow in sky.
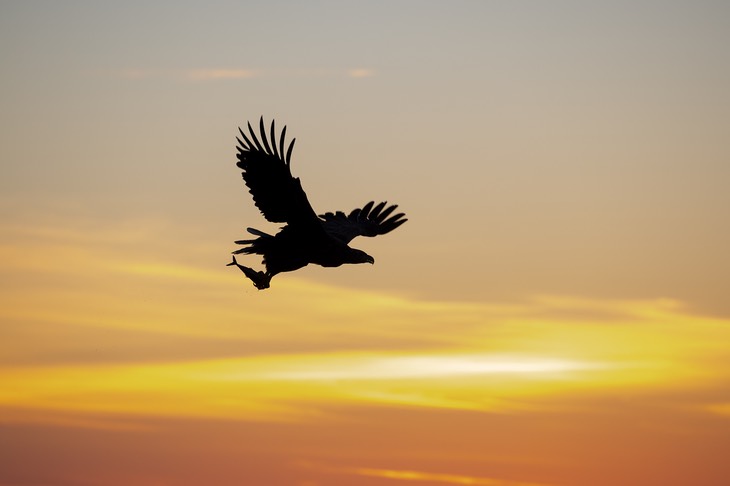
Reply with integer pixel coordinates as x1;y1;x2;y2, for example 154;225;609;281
2;216;728;429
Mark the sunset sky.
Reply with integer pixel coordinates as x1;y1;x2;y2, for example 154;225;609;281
1;1;729;485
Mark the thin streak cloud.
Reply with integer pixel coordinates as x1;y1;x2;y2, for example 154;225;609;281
299;461;552;486
263;355;598;381
115;67;260;81
185;68;261;81
353;467;551;485
114;67;373;81
347;68;376;78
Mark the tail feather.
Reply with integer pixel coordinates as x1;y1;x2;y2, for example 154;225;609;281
233;226;272;256
247;227;272;237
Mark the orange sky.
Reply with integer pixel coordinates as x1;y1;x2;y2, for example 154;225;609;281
2;212;729;485
1;2;730;485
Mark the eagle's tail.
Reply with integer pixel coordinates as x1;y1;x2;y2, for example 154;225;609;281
233;227;273;256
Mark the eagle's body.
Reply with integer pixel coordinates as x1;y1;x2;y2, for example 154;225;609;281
228;118;407;289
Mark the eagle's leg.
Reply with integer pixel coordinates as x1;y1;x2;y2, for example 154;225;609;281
227;255;272;290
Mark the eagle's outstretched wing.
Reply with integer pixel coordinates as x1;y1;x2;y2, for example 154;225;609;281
236;117;319;225
319;201;407;244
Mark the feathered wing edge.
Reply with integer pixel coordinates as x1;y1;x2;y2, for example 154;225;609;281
236;117;295;166
319;201;407;244
236;117;320;225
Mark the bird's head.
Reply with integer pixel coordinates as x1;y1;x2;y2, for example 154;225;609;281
346;248;375;265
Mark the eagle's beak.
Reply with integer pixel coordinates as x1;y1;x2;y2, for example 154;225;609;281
367;255;375;264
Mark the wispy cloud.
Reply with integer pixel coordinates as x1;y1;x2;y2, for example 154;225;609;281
262;355;599;381
705;403;730;417
298;462;552;486
185;68;260;81
114;67;260;81
113;67;374;81
352;467;551;486
347;68;376;78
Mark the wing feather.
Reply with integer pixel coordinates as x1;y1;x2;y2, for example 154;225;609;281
279;125;287;159
285;138;296;165
319;201;407;244
258;117;273;154
236;117;318;225
269;120;279;158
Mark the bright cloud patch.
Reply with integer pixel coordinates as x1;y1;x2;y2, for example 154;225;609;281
348;68;376;78
185;68;260;80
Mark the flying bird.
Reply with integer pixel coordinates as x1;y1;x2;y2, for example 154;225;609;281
228;117;407;289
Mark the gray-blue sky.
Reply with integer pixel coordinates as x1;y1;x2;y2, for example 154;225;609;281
1;0;729;310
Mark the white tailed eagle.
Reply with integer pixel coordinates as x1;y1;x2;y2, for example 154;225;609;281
228;117;407;289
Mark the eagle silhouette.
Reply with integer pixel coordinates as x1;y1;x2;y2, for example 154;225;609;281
228;117;407;289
